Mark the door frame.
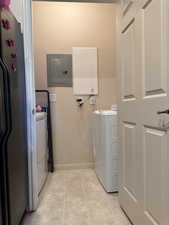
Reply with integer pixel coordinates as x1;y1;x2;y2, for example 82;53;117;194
10;0;38;211
22;0;38;211
11;0;122;212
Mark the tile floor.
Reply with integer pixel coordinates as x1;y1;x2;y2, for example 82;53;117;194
22;169;131;225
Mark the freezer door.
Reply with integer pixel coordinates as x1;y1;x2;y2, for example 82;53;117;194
0;58;11;225
1;9;28;225
0;63;4;225
0;60;7;144
0;188;2;225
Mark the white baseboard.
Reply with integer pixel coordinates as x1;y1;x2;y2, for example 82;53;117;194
55;162;94;170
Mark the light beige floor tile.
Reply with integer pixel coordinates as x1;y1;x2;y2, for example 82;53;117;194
65;174;84;201
22;169;131;225
64;199;89;225
112;208;132;225
23;209;64;225
87;207;117;225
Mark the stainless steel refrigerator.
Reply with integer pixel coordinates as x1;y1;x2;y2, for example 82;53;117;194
0;6;28;225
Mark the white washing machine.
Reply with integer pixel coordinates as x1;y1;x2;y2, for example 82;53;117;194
36;112;49;194
93;107;118;192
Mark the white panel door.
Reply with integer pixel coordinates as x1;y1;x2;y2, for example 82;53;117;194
119;0;169;225
119;14;143;224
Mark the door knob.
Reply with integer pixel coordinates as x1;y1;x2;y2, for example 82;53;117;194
157;109;169;115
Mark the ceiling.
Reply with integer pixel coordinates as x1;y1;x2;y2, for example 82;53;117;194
32;0;118;3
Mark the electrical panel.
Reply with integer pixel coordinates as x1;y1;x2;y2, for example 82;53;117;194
47;54;72;87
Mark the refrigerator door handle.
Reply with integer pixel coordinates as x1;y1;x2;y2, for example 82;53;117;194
0;58;12;141
0;60;6;140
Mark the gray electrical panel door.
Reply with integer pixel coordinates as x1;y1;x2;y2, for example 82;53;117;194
47;54;72;87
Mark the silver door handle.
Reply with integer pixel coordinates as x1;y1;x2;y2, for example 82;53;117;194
157;109;169;115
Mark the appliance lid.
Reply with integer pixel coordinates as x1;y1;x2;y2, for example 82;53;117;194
93;110;101;114
100;110;117;116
